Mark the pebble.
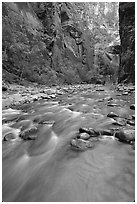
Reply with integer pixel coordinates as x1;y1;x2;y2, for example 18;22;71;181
107;112;119;118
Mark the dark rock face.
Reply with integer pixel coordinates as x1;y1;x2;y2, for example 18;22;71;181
2;2;95;85
118;3;135;83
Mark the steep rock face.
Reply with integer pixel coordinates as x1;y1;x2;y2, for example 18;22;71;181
2;2;91;85
2;2;120;85
118;2;135;83
2;2;55;85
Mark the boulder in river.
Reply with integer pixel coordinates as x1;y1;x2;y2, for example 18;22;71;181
79;127;99;137
19;127;38;140
115;129;135;143
71;138;94;151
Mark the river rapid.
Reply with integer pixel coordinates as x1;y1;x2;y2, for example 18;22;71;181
2;84;135;202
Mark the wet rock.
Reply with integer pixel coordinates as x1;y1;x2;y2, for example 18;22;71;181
33;96;39;101
79;132;90;140
98;99;104;102
107;112;119;118
96;80;103;85
113;118;127;126
107;103;118;107
2;85;8;91
3;133;16;141
79;127;99;137
115;129;135;143
49;94;56;98
130;104;135;110
104;96;113;101
99;129;114;136
19;127;38;140
71;138;94;151
127;120;135;126
122;92;128;95
131;141;135;150
96;89;104;91
129;87;135;91
116;93;122;96
41;95;50;99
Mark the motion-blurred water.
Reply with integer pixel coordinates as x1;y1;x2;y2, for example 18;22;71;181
2;84;135;202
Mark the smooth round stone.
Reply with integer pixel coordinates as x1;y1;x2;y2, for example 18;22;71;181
79;132;90;140
115;129;135;143
3;133;16;141
107;112;119;118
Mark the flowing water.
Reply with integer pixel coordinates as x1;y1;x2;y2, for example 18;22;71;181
2;84;135;202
